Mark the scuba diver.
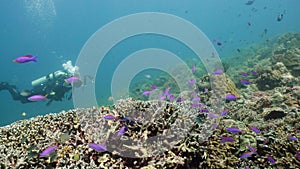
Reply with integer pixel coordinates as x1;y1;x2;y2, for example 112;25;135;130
0;61;83;106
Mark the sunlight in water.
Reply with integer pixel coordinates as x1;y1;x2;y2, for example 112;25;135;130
24;0;56;27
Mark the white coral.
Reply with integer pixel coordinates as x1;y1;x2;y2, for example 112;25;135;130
62;60;79;75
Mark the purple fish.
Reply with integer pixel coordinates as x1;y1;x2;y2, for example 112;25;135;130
251;71;258;75
287;135;298;141
176;97;183;102
240;72;249;77
240;151;254;158
164;87;171;96
220;136;235;143
142;90;151;96
221;109;229;116
65;76;81;83
213;68;223;75
191;103;201;108
116;126;127;137
168;94;175;101
188;79;196;86
158;93;166;101
103;114;116;120
13;55;37;63
119;117;132;122
204;88;209;93
226;127;242;133
39;145;58;158
225;94;237;100
192;65;196;73
296;152;300;160
207;113;219;119
199;109;209;113
192;97;200;102
28;94;47;101
151;85;157;90
240;79;251;85
247;144;257;153
267;155;276;164
249;126;260;133
88;143;107;151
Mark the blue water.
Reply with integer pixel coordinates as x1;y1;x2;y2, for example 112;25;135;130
0;0;299;126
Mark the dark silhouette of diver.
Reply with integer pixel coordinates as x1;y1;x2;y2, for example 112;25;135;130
0;70;77;106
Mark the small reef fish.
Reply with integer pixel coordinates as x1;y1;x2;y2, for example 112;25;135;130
240;72;249;77
220;109;229;116
296;152;300;160
245;0;255;5
39;145;58;158
213;39;222;46
199;109;209;113
192;65;196;73
213;68;223;75
277;14;283;22
142;90;151;96
176;97;183;102
248;22;252;26
249;126;260;133
251;71;258;75
240;151;254;159
246;144;257;153
287;135;298;141
226;127;242;133
188;79;196;86
150;85;157;90
116;125;127;137
65;76;81;83
225;94;237;100
240;79;251;85
28;94;47;101
168;94;175;101
158;93;166;101
220;136;235;143
267;155;276;164
164;87;171;96
207;113;219;119
192;97;200;102
103;114;116;120
13;55;37;63
88;143;107;151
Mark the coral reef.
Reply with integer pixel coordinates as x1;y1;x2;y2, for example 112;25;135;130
1;33;300;169
254;62;298;91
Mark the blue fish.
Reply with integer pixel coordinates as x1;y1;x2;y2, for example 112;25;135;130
39;145;58;158
213;68;223;75
220;110;229;116
176;97;183;102
225;94;237;100
226;127;242;133
192;65;196;73
116;125;127;137
220;136;235;143
267;155;276;164
142;90;151;96
249;126;260;133
88;143;107;151
240;79;251;85
287;135;298;141
240;151;254;158
188;79;196;86
240;72;249;77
